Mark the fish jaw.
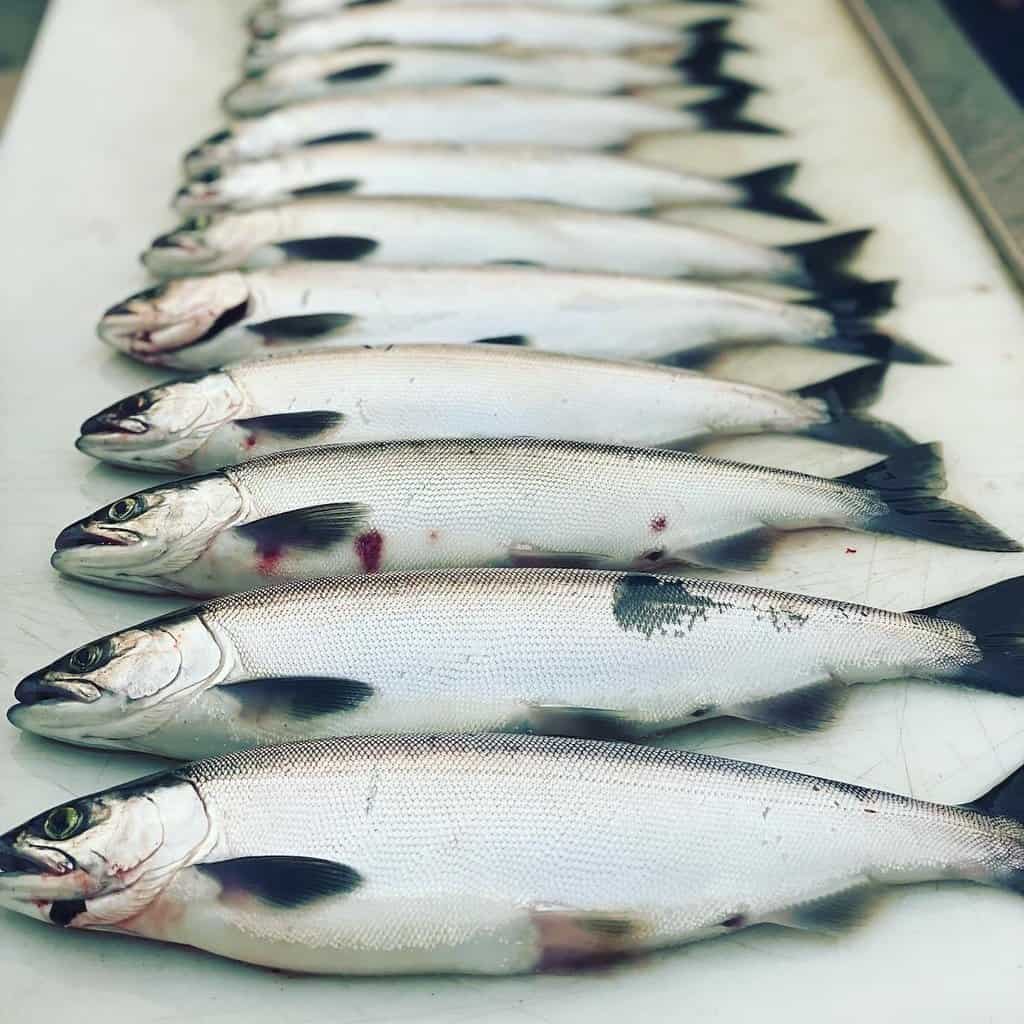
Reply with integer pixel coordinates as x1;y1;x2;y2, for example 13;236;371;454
97;274;251;365
143;226;226;277
183;130;240;179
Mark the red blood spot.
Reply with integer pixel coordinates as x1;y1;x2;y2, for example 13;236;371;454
845;547;858;554
650;515;667;533
354;530;383;573
257;545;283;575
427;529;440;543
244;435;257;450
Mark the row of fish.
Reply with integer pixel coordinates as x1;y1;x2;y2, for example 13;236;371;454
4;0;1023;978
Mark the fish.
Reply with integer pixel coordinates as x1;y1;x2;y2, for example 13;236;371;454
96;264;923;372
245;8;740;69
74;346;913;474
173;143;823;223
10;569;1024;757
183;84;775;177
1;733;1022;973
143;197;868;285
249;0;744;36
224;40;736;116
49;439;1020;597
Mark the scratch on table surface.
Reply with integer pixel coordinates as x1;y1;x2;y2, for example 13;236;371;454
897;686;914;797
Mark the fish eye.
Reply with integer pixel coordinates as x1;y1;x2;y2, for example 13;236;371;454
107;496;142;522
67;642;109;674
42;805;85;842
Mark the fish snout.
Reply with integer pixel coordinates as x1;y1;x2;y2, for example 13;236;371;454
53;523;99;551
13;675;100;707
0;838;42;876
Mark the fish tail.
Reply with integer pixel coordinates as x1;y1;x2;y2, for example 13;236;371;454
680;17;750;60
794;363;916;454
967;764;1024;891
778;229;874;293
685;81;781;135
801;280;946;365
911;577;1024;697
725;163;826;223
837;443;1023;552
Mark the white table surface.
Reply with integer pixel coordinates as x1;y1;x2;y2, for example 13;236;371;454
1;1;1023;1020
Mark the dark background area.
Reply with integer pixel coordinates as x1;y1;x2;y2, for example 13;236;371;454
943;0;1023;103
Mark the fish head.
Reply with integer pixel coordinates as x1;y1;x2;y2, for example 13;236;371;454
97;274;252;368
8;611;229;750
184;129;238;179
0;774;210;928
143;214;226;275
50;474;245;592
76;373;245;472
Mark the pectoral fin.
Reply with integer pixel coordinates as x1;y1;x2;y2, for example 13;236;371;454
236;502;371;552
733;678;848;731
198;857;362;909
276;236;378;262
235;410;344;439
531;905;646;971
526;704;639;740
766;884;883;934
247;313;354;341
684;528;777;571
228;676;375;722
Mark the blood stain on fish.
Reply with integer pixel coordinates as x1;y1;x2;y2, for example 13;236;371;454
427;529;440;544
650;515;667;533
244;435;257;450
257;544;284;575
354;530;383;573
845;547;857;554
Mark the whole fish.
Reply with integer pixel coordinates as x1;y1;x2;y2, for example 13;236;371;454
174;144;822;223
96;264;917;372
184;86;774;177
10;569;1023;757
249;0;743;36
144;198;867;284
224;43;731;117
245;7;732;68
1;734;1022;973
74;347;912;474
49;439;1019;597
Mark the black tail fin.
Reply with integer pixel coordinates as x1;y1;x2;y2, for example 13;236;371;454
779;229;873;292
838;443;1023;553
685;83;781;135
726;164;825;223
682;18;750;55
912;577;1024;696
675;31;739;84
801;280;945;366
794;363;915;454
968;765;1024;853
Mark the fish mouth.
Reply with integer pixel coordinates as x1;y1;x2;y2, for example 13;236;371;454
174;183;227;214
142;230;219;275
53;523;139;552
183;133;235;180
12;675;102;708
78;413;148;439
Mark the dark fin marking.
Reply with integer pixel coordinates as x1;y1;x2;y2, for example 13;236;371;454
675;21;739;84
488;259;543;267
195;299;251;346
235;410;344;440
198;857;362;909
507;544;609;569
276;236;379;262
532;907;643;972
612;573;732;639
228;676;374;721
291;180;360;198
472;335;528;346
795;363;916;454
686;85;781;136
236;502;371;553
683;528;776;571
768;886;883;933
734;679;849;732
304;131;376;146
969;766;1024;885
779;229;873;292
50;899;87;927
726;163;826;224
525;704;638;741
247;313;354;341
913;577;1024;696
839;444;1023;553
325;62;391;84
655;347;720;371
683;17;750;54
803;278;898;320
467;76;503;86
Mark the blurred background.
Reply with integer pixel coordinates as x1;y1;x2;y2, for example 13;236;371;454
0;0;47;128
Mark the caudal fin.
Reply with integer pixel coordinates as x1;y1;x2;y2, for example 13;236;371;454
795;363;916;454
801;280;944;365
779;229;873;293
686;82;781;135
968;766;1024;890
838;444;1023;552
726;163;825;223
912;577;1024;696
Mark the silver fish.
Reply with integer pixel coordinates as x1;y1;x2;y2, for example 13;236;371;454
1;734;1022;973
245;6;723;68
49;439;1019;597
144;197;866;284
224;42;732;116
96;264;916;372
74;346;912;474
10;569;1023;757
184;85;773;177
174;145;822;221
248;0;738;36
